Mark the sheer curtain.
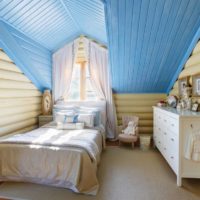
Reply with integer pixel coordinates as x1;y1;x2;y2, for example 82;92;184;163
53;39;79;102
87;39;117;139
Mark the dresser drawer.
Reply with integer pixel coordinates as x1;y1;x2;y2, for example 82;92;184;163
168;117;178;134
167;151;178;174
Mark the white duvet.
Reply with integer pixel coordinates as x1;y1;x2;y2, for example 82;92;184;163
0;125;105;195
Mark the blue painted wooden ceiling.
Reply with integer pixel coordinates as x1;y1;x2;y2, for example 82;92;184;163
1;0;200;93
105;0;200;93
0;0;107;51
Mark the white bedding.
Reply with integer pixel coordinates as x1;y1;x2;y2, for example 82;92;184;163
0;124;105;195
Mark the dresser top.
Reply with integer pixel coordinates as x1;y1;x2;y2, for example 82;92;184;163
153;106;200;117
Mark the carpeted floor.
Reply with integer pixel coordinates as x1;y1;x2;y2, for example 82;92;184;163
0;147;200;200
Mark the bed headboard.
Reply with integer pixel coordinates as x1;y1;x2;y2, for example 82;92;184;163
53;101;107;127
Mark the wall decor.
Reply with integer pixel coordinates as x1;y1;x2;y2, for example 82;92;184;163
192;74;200;97
192;103;199;112
178;77;190;97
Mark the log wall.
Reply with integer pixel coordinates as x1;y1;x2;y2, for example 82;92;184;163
114;93;166;135
0;48;42;136
170;40;200;102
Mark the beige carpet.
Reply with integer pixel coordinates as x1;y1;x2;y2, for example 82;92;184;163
0;147;200;200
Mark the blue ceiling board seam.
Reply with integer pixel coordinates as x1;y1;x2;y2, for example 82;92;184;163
16;0;58;29
144;0;166;92
12;0;51;27
9;0;42;24
149;0;174;91
134;0;151;92
139;0;158;91
149;0;182;92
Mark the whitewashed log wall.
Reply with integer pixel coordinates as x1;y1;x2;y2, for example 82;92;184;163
0;49;42;136
170;40;200;101
114;93;166;135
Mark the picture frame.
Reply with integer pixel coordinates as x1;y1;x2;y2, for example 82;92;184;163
192;103;199;112
192;74;200;97
178;77;190;97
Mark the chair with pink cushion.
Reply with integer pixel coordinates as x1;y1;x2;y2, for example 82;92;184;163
118;115;139;148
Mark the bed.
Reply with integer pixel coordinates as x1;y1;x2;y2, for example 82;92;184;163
0;101;106;195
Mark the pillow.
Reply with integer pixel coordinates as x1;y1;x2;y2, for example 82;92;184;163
56;122;84;130
77;114;95;128
57;122;76;130
55;112;78;123
77;107;101;126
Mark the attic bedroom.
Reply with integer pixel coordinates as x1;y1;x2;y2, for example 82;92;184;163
0;0;200;200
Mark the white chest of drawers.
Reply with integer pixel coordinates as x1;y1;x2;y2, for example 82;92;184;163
153;106;200;186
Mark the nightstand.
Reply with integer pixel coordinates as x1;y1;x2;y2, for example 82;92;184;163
38;115;53;127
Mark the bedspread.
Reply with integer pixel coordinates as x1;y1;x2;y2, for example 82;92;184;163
0;127;104;195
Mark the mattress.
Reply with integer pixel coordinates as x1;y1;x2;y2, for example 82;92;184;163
0;124;105;195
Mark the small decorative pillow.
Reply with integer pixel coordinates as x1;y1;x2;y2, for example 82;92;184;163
55;112;78;123
77;114;95;128
56;122;84;130
57;122;76;130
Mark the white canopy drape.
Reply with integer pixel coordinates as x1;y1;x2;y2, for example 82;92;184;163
86;39;117;139
53;40;79;102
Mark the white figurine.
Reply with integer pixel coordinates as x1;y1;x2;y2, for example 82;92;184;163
123;121;137;135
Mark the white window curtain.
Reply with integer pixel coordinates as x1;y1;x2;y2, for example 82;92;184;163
53;39;79;102
84;38;117;139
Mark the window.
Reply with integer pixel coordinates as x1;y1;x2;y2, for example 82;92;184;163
68;62;98;101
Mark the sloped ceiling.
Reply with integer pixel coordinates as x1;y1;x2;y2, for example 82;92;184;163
1;0;200;93
105;0;200;93
0;0;106;52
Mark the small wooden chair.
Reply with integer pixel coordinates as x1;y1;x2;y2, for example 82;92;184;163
118;115;139;148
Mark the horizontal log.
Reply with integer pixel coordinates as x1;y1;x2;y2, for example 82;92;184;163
0;79;37;90
116;106;153;113
138;127;153;134
0;50;13;63
0;60;21;73
179;64;200;78
0;110;41;127
12;125;38;135
0;97;42;108
185;53;200;68
114;94;166;100
0;89;41;98
0;69;30;82
192;41;200;55
0;118;38;136
117;113;153;120
118;119;153;126
115;99;159;107
0;104;41;117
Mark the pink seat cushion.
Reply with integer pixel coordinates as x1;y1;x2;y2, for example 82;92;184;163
118;134;138;143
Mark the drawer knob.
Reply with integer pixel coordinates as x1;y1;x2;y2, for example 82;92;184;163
171;138;174;142
164;132;167;135
158;141;161;144
164;119;167;122
164;147;166;150
170;156;174;159
171;124;174;127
